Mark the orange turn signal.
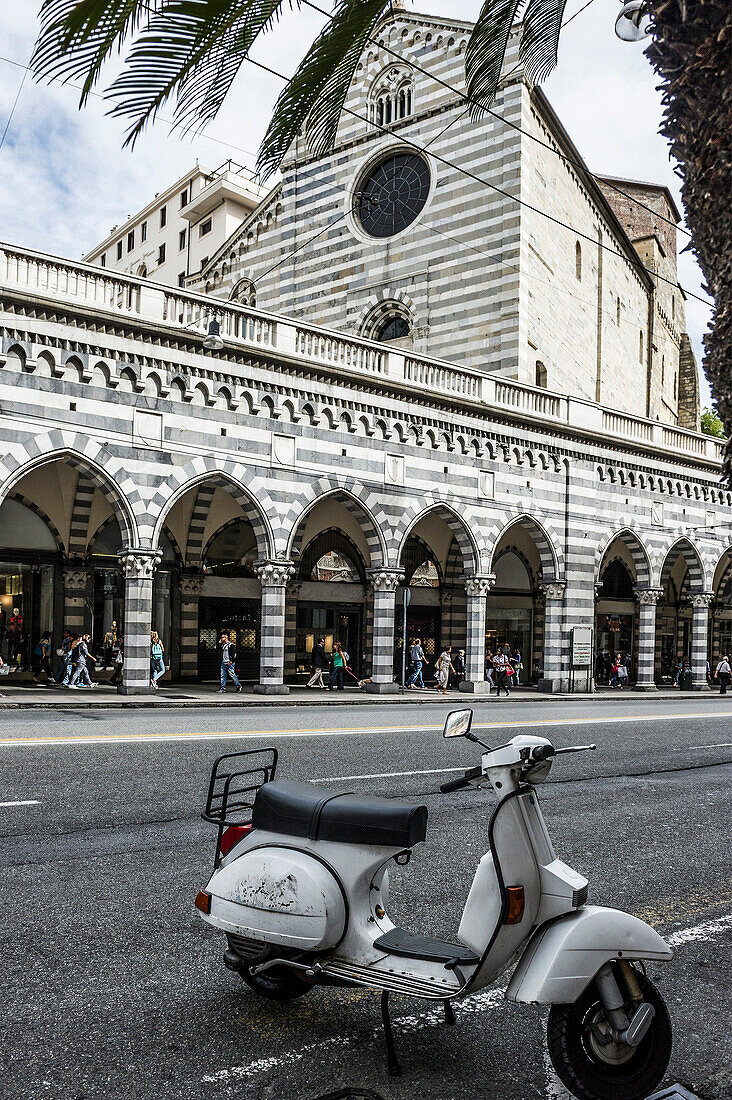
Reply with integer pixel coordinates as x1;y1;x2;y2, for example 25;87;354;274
195;890;212;915
504;885;525;925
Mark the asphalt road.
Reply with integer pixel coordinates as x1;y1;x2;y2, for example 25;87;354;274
1;697;731;1100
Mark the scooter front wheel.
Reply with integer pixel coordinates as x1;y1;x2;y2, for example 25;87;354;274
547;968;672;1100
241;965;313;1002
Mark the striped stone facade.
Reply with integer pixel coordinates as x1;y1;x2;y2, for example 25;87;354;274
0;244;728;695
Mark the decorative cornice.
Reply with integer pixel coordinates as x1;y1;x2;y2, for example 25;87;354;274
634;586;665;606
464;573;496;598
254;559;296;588
367;568;404;593
689;592;714;608
539;581;566;602
118;549;162;580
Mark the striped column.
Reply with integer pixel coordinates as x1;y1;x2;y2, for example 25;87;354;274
460;574;495;694
365;569;403;694
690;593;713;691
633;587;663;691
254;560;295;695
538;582;566;694
179;574;203;681
284;581;302;682
63;568;90;637
117;549;161;695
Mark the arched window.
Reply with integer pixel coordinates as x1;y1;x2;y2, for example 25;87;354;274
300;530;365;584
401;536;440;587
575;241;582;281
598;559;634;600
361;301;412;343
230;278;256;307
376;315;410;342
204;519;257;577
368;66;413;129
535;361;547;388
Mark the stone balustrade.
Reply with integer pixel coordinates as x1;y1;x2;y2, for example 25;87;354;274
0;241;723;467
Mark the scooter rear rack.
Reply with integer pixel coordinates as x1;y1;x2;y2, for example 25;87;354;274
202;747;278;866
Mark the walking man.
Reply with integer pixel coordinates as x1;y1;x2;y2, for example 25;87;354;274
219;632;242;693
405;638;425;689
307;637;327;688
714;655;731;694
68;634;97;689
435;646;454;695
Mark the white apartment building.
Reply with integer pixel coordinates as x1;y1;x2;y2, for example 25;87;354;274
83;161;265;288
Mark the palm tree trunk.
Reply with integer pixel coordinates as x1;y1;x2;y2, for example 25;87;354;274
644;0;731;481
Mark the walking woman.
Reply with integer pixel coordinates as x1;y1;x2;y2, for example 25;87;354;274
329;642;348;691
435;646;454;695
150;630;165;688
109;635;124;685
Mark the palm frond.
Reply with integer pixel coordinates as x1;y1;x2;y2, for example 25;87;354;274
464;0;525;117
257;0;389;180
520;0;568;84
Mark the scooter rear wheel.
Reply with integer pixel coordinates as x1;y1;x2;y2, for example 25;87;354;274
547;968;672;1100
241;966;313;1002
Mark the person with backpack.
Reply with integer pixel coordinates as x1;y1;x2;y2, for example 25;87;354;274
150;630;165;688
329;642;349;691
405;638;426;689
219;632;242;693
68;634;97;689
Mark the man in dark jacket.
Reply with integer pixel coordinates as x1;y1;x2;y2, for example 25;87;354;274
219;632;242;693
307;638;327;688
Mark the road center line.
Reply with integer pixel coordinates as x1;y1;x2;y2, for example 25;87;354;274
0;799;41;807
1;709;731;747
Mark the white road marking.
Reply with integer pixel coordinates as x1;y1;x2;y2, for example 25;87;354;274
1;709;731;748
0;799;40;807
200;909;732;1090
673;742;732;750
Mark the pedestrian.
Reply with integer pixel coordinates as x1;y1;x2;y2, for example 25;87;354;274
329;642;348;691
59;634;79;686
671;655;682;687
405;637;426;689
109;635;124;685
492;645;512;696
485;649;495;689
307;637;327;688
68;634;98;689
452;648;466;689
609;655;621;689
435;646;454;695
714;655;731;694
150;630;165;688
8;607;24;668
617;652;629;690
511;646;522;687
53;630;73;682
32;633;54;682
219;632;243;693
0;652;6;696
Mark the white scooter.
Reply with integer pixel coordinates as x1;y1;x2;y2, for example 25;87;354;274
195;709;673;1099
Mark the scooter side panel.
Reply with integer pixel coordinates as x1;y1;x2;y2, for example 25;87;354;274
505;904;673;1004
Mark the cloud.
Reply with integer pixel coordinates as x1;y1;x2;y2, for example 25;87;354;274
0;0;714;405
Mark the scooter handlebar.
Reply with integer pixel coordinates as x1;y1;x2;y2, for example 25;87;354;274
440;765;483;793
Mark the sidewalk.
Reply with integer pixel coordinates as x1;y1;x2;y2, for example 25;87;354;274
0;680;720;709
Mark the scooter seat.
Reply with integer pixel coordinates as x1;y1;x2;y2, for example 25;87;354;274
252;780;428;848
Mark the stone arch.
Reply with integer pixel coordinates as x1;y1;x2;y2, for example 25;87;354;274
594;528;652;589
393;501;480;576
67;472;98;559
148;458;276;562
284;481;388;569
357;287;416;341
657;536;706;591
0;437;138;547
6;491;65;554
486;513;562;581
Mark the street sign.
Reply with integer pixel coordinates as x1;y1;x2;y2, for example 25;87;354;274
571;626;593;667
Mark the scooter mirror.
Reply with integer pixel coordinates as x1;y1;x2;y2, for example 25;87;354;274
443;708;473;738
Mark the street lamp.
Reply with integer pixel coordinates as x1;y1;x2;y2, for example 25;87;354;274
203;315;224;350
615;1;651;42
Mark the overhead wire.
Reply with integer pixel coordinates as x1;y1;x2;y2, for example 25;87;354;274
300;0;691;241
0;58;29;151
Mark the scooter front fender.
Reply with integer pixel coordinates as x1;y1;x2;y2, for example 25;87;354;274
505;905;672;1005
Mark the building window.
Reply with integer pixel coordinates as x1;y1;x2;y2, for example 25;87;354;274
375;315;410;342
199;217;212;237
671;294;675;320
200;256;208;270
158;243;166;265
355;152;430;238
127;230;134;252
673;372;677;399
160;206;167;228
116;240;123;260
535;361;547;388
639;329;644;362
230;278;256;306
616;296;621;326
138;264;147;278
141;221;147;242
369;66;413;128
575;241;582;281
100;253;106;268
661;355;665;384
179;228;187;251
178;272;186;287
180;187;188;207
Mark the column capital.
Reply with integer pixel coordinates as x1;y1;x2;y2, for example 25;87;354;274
118;548;162;580
689;591;714;608
180;573;204;598
464;573;495;598
539;581;566;602
63;567;89;592
634;586;665;606
254;559;296;588
367;568;404;594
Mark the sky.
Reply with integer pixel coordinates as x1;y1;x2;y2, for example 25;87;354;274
0;0;715;407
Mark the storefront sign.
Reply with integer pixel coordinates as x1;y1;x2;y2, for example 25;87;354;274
571;627;593;667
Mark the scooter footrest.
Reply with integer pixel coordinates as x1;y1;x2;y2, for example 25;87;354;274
373;927;480;967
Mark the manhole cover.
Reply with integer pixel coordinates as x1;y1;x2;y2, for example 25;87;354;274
649;1087;701;1100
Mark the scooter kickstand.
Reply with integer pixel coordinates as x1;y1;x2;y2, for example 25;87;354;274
380;991;403;1077
444;999;456;1026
